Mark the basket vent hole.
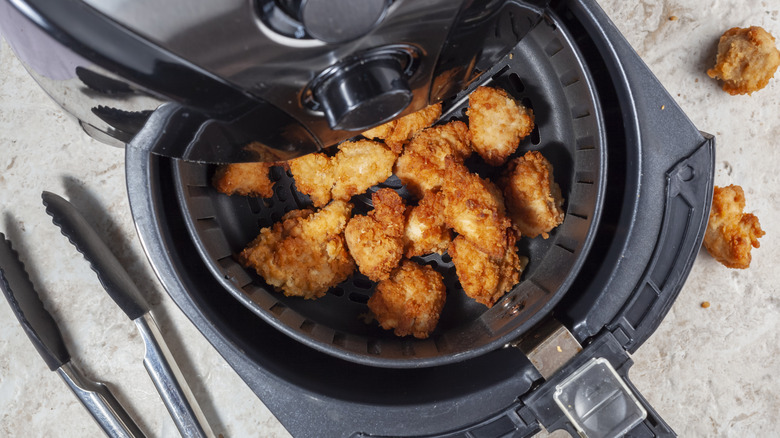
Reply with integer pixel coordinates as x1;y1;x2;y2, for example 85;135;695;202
329;287;345;297
247;197;264;214
300;319;315;333
530;127;541;145
187;185;211;198
508;73;525;93
402;342;415;357
270;302;287;316
559;70;580;87
349;293;369;304
333;332;347;347
352;277;374;290
544;37;564;57
577;136;596;151
572;105;591;119
368;340;382;355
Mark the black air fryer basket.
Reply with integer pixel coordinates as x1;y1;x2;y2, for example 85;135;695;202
127;0;714;436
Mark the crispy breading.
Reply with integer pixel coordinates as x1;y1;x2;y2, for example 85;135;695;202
238;200;355;299
367;260;446;339
345;189;407;281
403;190;452;258
442;161;510;259
288;152;334;207
394;121;472;198
331;140;397;201
212;162;276;198
707;26;780;95
362;103;443;154
467;86;535;166
449;231;527;308
704;185;765;269
502;151;565;239
288;140;396;207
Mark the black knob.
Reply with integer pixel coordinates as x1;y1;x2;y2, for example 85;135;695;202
313;57;412;131
278;0;389;43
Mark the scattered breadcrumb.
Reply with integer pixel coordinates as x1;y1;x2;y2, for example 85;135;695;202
707;26;780;95
288;140;396;207
394;121;472;198
502;151;565;239
701;301;711;308
238;200;355;299
703;185;765;269
467;86;535;166
362;103;442;154
449;230;527;308
345;189;406;281
403;190;452;258
212;162;276;198
367;260;446;338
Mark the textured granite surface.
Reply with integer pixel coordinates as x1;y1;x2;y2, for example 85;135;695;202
0;1;777;436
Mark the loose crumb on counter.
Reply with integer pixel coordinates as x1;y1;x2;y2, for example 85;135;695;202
701;301;711;309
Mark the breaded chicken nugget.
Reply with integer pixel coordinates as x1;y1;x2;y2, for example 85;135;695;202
331;140;397;201
239;200;355;299
212;162;276;198
345;189;407;281
288;152;334;207
362;103;443;154
449;231;527;308
403;190;452;258
502;151;565;239
367;260;446;339
394;121;472;198
707;26;780;95
467;86;534;166
442;161;511;259
288;140;396;207
704;185;765;269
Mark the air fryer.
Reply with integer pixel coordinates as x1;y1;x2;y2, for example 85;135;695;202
1;0;715;436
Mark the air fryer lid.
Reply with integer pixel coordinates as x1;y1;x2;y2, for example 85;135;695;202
172;9;606;368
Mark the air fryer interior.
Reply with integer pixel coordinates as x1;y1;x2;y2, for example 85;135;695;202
173;12;606;368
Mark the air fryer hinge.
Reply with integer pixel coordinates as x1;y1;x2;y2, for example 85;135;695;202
511;318;583;380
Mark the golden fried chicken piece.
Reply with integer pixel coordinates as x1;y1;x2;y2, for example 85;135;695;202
403;190;452;258
345;189;407;281
707;26;780;95
394;121;472;198
467;86;535;166
367;260;446;339
331;140;397;201
212;162;276;198
704;185;765;269
502;151;565;239
442;161;511;259
238;200;355;299
288;140;396;207
288;152;333;207
449;231;528;308
362;103;443;154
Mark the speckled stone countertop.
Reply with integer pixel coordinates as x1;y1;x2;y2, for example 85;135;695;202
0;1;777;437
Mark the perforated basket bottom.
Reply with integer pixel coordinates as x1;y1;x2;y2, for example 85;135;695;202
174;12;606;367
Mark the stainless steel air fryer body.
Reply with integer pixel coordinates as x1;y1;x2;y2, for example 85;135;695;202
0;0;549;162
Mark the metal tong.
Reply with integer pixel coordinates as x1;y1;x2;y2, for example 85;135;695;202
0;192;215;438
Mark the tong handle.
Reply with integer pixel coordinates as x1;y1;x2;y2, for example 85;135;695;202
57;362;146;438
135;313;215;438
